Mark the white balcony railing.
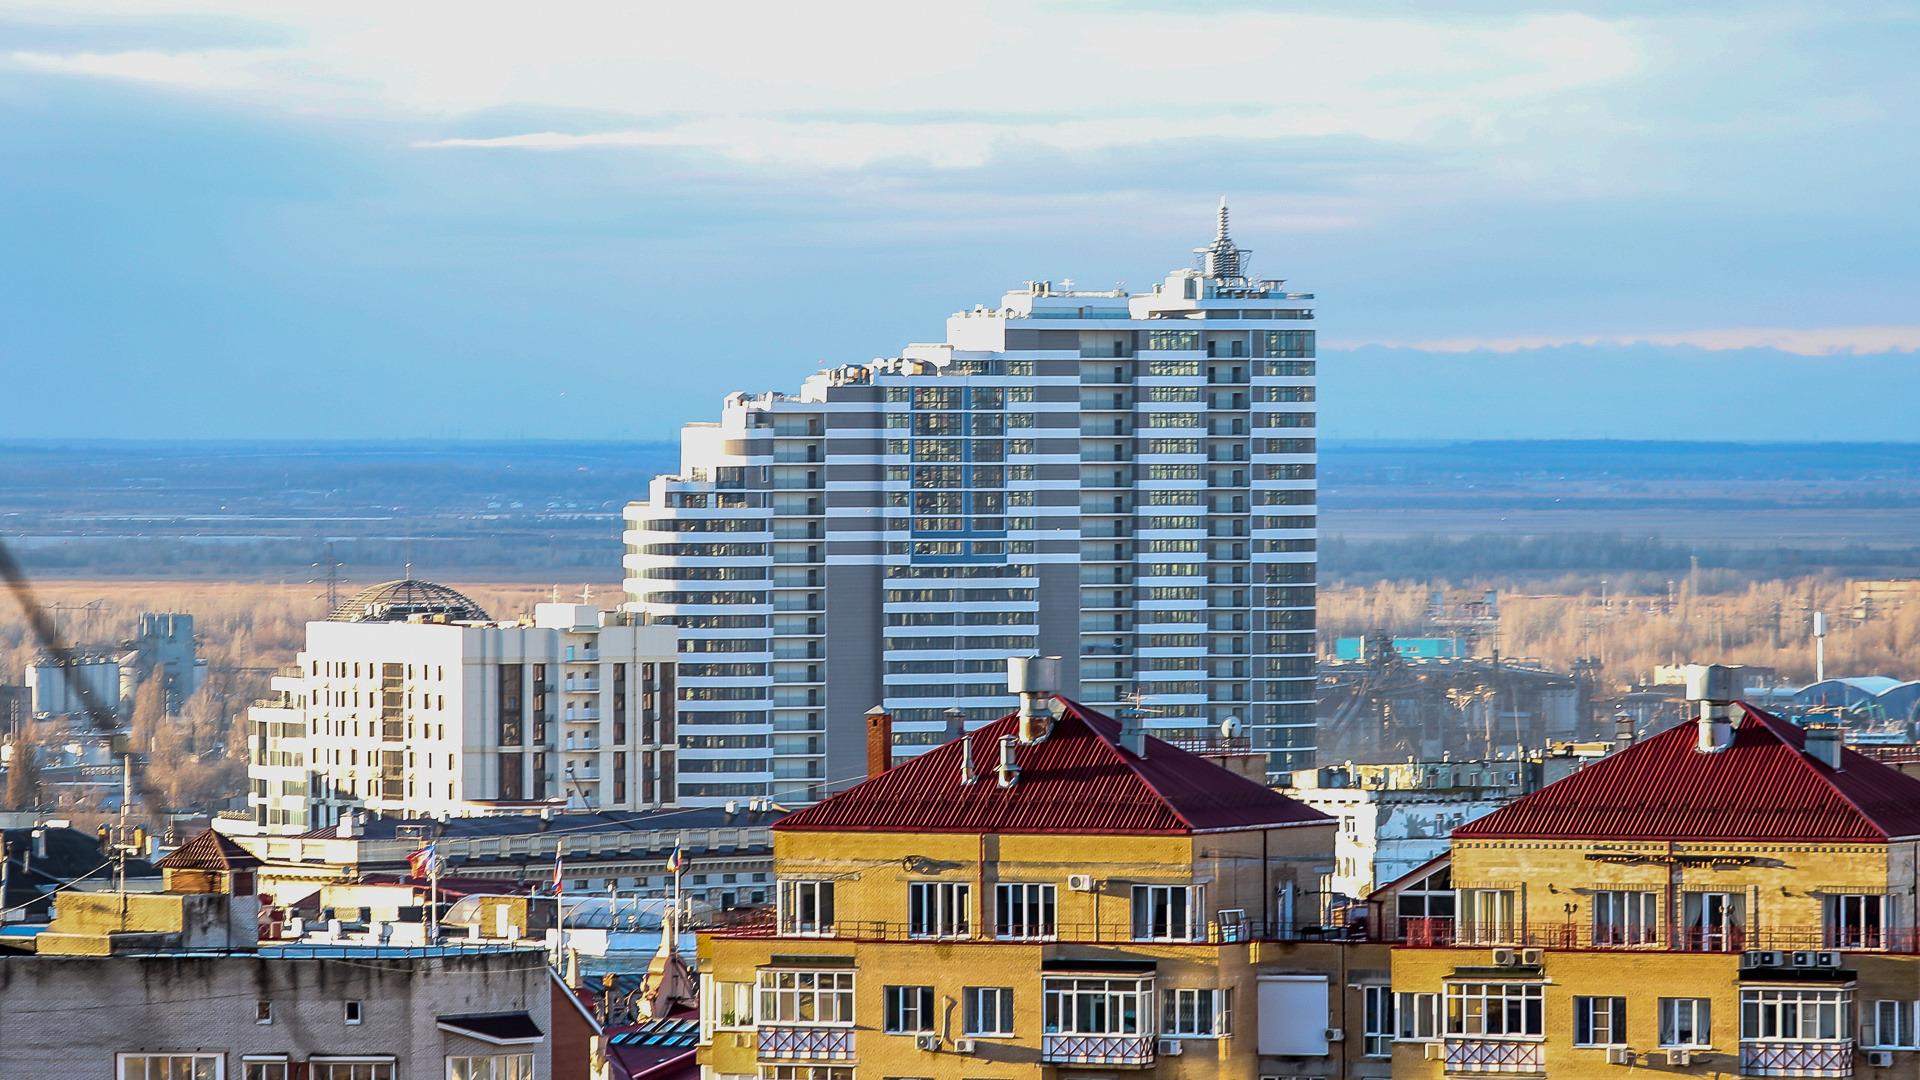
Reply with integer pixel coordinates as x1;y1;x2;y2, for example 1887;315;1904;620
1444;1039;1545;1074
757;1027;854;1061
1041;1034;1154;1067
1741;1041;1853;1078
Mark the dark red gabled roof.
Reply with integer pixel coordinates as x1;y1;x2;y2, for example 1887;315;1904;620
777;696;1331;836
1454;703;1920;844
156;829;264;871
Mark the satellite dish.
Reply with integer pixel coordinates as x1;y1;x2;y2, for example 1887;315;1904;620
1221;715;1243;739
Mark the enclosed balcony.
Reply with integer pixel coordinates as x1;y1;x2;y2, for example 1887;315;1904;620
1041;1034;1154;1068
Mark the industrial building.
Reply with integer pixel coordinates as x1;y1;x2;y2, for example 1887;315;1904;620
624;203;1320;804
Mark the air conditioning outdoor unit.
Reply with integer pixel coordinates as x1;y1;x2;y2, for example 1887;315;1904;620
953;1038;978;1054
1667;1049;1693;1066
1067;874;1096;892
1815;951;1842;967
1606;1047;1634;1065
1158;1039;1185;1056
1324;1028;1345;1042
1759;950;1785;967
1492;948;1517;966
1424;1042;1446;1061
1519;948;1544;966
1792;951;1817;967
1868;1050;1895;1067
914;1035;941;1052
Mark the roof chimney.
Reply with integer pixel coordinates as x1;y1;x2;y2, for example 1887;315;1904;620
996;734;1021;789
337;809;360;838
959;731;979;786
1613;710;1636;751
944;706;967;741
1007;655;1062;744
1803;724;1845;771
1118;709;1148;758
865;706;893;778
1684;663;1736;754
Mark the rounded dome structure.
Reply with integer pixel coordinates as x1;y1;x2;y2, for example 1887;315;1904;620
326;579;491;623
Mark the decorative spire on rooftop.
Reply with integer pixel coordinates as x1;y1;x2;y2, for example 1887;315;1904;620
1194;195;1251;282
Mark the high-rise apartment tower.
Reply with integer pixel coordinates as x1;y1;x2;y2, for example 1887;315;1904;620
624;204;1316;804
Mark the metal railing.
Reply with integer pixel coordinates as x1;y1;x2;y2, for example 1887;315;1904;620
1742;1040;1853;1078
1396;917;1915;954
709;909;1374;946
1042;1034;1154;1066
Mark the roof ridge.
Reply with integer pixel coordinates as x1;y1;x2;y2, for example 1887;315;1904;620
1055;698;1199;831
1744;703;1910;839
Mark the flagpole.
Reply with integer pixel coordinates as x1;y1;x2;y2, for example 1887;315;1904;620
555;841;567;975
428;850;440;946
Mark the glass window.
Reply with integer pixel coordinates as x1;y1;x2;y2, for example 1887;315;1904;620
777;880;835;936
758;970;856;1026
1458;889;1517;945
994;883;1057;940
1681;892;1744;951
1741;988;1849;1042
1444;983;1544;1037
1826;894;1886;948
1043;977;1152;1036
1131;884;1203;942
242;1064;287;1080
907;881;971;939
1659;998;1712;1047
885;985;936;1034
1575;997;1628;1047
1869;1000;1916;1049
120;1058;222;1080
310;1065;392;1080
757;1068;853;1080
711;979;754;1029
1362;986;1394;1056
1163;987;1232;1038
1396;992;1440;1041
1592;891;1659;946
964;986;1015;1036
446;1056;534;1080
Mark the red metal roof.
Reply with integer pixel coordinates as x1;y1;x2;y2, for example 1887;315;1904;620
156;829;265;871
1454;703;1920;843
775;697;1331;836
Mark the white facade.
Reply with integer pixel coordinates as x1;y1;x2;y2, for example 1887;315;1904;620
247;598;679;833
624;206;1318;803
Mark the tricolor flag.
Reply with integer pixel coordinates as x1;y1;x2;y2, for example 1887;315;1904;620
665;844;687;876
553;855;564;894
406;844;438;879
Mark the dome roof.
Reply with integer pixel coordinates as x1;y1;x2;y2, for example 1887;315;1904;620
326;579;491;623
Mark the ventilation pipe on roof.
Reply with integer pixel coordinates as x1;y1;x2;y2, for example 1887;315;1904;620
1613;710;1636;751
1118;708;1148;758
944;706;967;742
1007;655;1062;744
996;734;1021;789
1685;663;1737;754
1804;724;1844;771
960;732;979;786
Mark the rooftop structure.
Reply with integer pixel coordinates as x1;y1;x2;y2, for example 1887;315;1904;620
327;578;493;623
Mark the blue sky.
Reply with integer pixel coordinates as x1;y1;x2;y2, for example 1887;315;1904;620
2;2;1917;440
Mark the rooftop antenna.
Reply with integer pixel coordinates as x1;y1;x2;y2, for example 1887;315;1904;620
1194;195;1250;283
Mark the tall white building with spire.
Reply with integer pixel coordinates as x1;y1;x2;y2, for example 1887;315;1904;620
624;205;1318;804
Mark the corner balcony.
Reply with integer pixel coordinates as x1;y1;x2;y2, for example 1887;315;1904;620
757;1026;854;1062
1443;1038;1545;1075
1041;1034;1154;1068
1741;1041;1852;1078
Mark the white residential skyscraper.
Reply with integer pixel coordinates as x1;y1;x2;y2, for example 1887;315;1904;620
624;205;1317;804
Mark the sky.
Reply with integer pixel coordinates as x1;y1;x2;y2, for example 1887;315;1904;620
2;1;1917;440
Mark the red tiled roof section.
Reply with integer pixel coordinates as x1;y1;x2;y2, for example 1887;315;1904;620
776;697;1331;835
1454;703;1920;843
155;829;265;871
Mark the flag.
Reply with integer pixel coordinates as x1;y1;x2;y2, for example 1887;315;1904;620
666;844;687;876
553;854;564;894
407;844;438;879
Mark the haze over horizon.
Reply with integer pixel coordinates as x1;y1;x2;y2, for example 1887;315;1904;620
4;2;1917;440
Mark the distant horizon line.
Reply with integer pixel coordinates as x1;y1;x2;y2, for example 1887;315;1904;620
4;436;1920;449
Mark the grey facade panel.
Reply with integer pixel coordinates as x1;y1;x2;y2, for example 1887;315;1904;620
823;562;885;790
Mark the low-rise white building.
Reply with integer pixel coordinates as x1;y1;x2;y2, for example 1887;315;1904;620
245;581;678;833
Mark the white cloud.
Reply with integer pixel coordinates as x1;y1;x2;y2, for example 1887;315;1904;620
1331;326;1920;357
8;48;258;86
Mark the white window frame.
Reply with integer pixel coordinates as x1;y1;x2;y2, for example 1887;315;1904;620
240;1059;289;1080
710;978;755;1030
118;1056;226;1080
1574;996;1628;1047
756;1067;854;1080
1592;891;1659;946
1457;889;1518;946
1867;1000;1917;1050
756;969;856;1027
776;879;836;937
444;1054;534;1080
1396;991;1441;1042
1043;977;1153;1037
1162;987;1232;1039
1741;987;1850;1043
1681;891;1744;951
907;881;971;939
1130;883;1204;942
1444;982;1544;1039
344;999;363;1025
1659;997;1713;1048
994;882;1057;940
884;985;936;1034
1362;986;1394;1057
964;985;1016;1037
308;1061;395;1080
1827;893;1888;949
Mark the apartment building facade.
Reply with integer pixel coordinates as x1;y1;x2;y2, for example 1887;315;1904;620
624;204;1319;803
245;582;678;833
1386;673;1920;1080
696;693;1396;1080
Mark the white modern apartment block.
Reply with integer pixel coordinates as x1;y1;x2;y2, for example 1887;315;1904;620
624;204;1318;803
246;580;679;833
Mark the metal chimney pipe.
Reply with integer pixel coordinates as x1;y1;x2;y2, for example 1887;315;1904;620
996;734;1021;789
1803;724;1844;771
1684;663;1736;754
960;730;979;786
1007;655;1062;744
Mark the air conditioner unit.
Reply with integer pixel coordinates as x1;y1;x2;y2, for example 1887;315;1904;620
1760;950;1785;967
1324;1028;1345;1042
1667;1049;1693;1066
1869;1050;1895;1068
1424;1042;1446;1061
1815;950;1842;967
1492;948;1517;966
1158;1039;1185;1056
1792;950;1817;968
1067;874;1096;892
1519;948;1544;966
1606;1047;1634;1066
914;1034;941;1052
953;1038;978;1054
